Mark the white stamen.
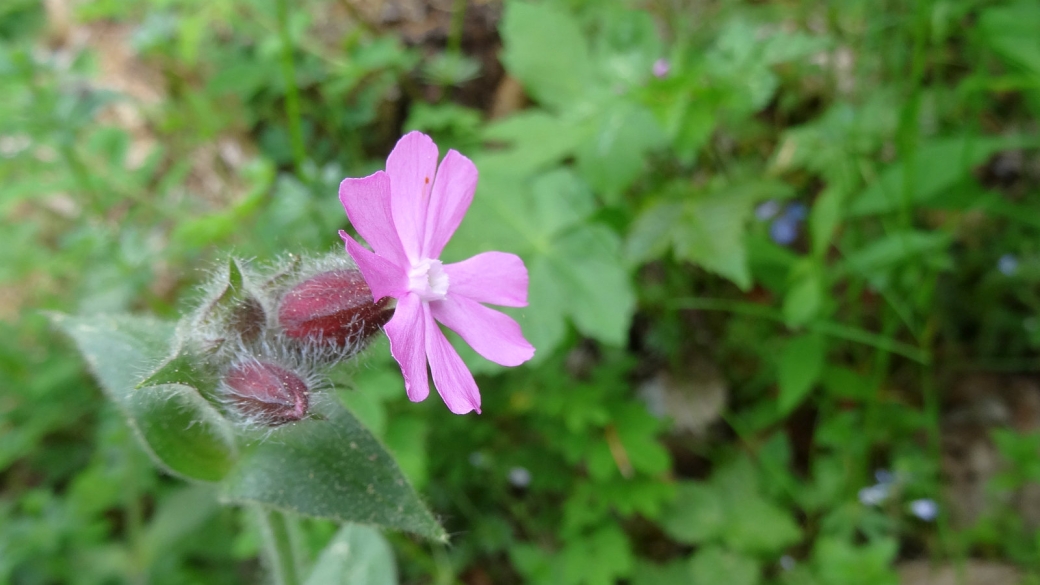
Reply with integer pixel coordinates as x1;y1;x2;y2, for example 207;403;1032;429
408;258;449;301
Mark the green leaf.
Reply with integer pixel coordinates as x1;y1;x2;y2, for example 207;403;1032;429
479;112;588;176
551;225;636;346
51;313;237;481
783;269;822;328
304;524;397;585
660;483;726;544
576;100;666;202
628;181;791;289
688;546;760;585
840;230;951;278
777;334;826;415
219;400;446;541
141;485;220;564
813;537;899;585
847;136;1025;216
500;2;595;111
662;458;801;555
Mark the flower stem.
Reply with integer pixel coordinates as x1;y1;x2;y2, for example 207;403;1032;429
257;507;302;585
275;0;307;176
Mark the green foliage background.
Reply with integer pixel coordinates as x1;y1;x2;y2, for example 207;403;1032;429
3;0;1040;582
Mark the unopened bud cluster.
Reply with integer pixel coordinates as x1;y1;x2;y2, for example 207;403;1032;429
187;254;393;427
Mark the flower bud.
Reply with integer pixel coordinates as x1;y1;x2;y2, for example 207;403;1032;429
224;361;309;425
277;269;392;347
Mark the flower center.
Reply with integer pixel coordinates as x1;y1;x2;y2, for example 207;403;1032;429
408;258;449;302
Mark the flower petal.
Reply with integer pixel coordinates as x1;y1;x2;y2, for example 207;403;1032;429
384;293;430;403
431;295;535;367
338;171;407;267
386;131;439;264
444;252;529;307
422;150;477;258
341;231;408;301
425;318;481;414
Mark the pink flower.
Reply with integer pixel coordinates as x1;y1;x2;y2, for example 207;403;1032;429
338;131;535;414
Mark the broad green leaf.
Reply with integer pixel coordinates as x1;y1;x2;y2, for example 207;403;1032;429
809;185;847;258
847;136;1025;216
51;313;237;481
523;257;569;355
592;8;662;87
662;458;801;555
576;100;666;202
529;169;597;238
777;334;826;415
688;546;760;585
500;2;595;111
625;202;684;263
783;269;822;328
813;537;899;585
660;482;725;544
561;525;634;585
678;181;789;288
219;400;446;541
479;112;588;176
552;225;636;346
722;494;802;555
304;524;397;585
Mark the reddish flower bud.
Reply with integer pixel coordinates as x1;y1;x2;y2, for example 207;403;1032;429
224;361;309;425
277;269;392;347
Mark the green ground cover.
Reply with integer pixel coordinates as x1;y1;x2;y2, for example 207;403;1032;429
2;0;1040;583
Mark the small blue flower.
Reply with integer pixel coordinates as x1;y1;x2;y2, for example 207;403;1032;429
999;254;1019;276
784;202;808;221
770;216;800;246
779;555;796;571
909;498;938;521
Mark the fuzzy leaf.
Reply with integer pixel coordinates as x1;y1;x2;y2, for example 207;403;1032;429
51;313;237;481
219;401;446;541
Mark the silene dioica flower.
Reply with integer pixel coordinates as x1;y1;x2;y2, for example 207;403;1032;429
339;131;535;414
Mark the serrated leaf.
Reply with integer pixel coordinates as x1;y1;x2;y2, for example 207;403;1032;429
304;524;397;585
51;313;238;481
777;334;826;415
673;187;759;288
576;100;666;202
500;2;595;111
660;483;726;544
552;225;636;346
219;401;446;541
